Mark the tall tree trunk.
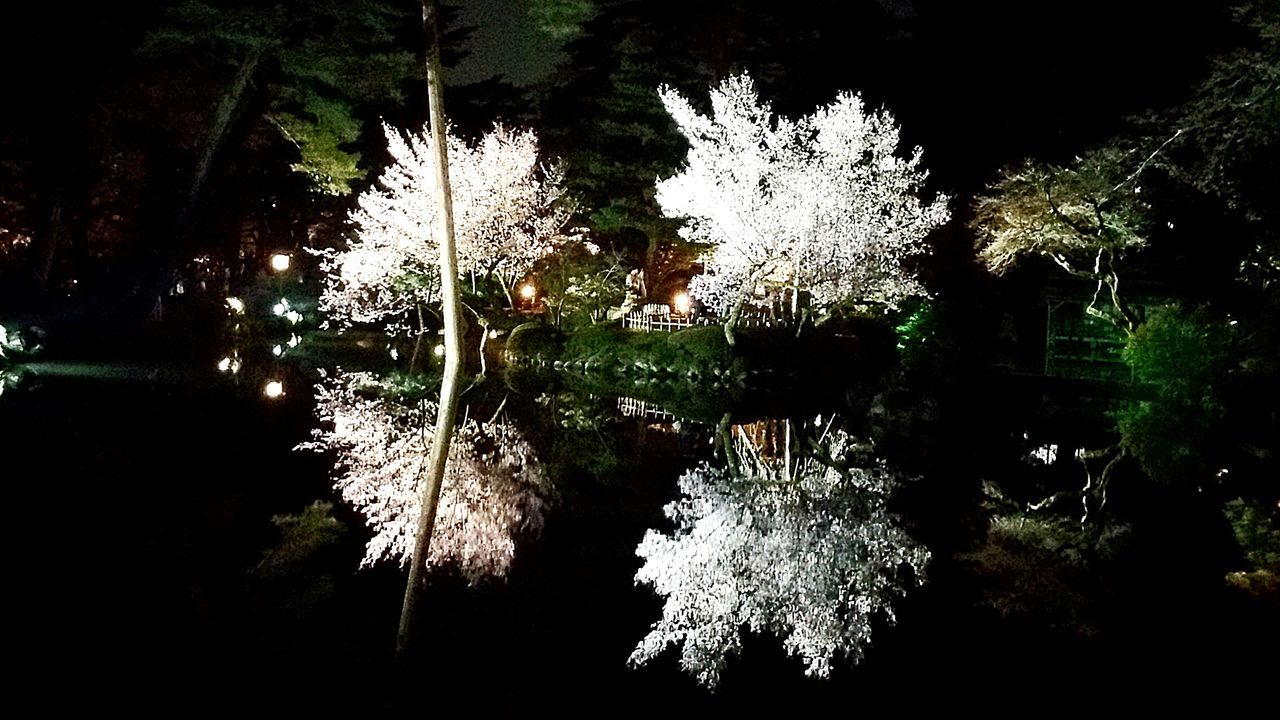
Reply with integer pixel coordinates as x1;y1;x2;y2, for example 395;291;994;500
397;0;466;658
29;189;66;295
180;47;262;233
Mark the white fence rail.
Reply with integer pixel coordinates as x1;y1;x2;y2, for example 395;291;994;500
617;395;679;421
621;303;780;332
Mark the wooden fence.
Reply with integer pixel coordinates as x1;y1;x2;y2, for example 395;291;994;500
621;303;780;332
617;395;680;421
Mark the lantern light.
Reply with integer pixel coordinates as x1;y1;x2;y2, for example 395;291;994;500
519;283;536;301
673;291;692;316
264;380;285;399
270;253;291;272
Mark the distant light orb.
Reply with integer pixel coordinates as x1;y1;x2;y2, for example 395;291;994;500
272;302;286;316
285;310;303;325
217;357;231;372
272;344;283;357
270;253;291;272
673;291;692;315
226;297;245;314
488;329;499;339
264;380;285;399
519;283;536;301
434;343;446;357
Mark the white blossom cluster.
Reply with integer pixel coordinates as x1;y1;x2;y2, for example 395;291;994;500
657;73;949;316
301;372;554;582
317;124;571;324
630;430;929;686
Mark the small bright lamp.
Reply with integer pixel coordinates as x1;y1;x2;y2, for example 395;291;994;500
270;253;291;272
673;291;691;315
264;380;285;399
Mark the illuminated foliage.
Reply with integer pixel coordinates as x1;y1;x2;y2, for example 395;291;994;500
317;124;572;324
630;428;928;686
301;372;553;582
657;73;949;323
973;145;1159;331
1114;307;1231;485
143;0;420;196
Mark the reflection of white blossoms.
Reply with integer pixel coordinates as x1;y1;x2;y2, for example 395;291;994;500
630;430;928;687
301;373;553;583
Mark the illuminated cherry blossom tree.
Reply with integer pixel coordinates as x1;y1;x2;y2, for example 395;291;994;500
317;124;571;324
657;73;949;342
301;372;553;583
629;427;929;686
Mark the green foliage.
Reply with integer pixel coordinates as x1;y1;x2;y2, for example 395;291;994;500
893;300;934;351
255;501;347;578
272;93;365;195
1114;307;1231;484
537;240;629;329
505;322;567;365
1123;306;1231;394
974;146;1154;275
562;324;734;375
1225;497;1280;571
1223;497;1280;599
142;0;418;194
529;0;596;41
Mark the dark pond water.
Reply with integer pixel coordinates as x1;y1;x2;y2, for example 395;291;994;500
3;336;1273;714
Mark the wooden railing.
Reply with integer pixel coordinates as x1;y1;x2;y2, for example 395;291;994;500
617;395;680;421
621;303;780;332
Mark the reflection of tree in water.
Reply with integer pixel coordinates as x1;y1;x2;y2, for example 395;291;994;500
630;418;929;686
301;372;553;583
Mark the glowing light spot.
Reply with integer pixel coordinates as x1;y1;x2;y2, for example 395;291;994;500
272;302;286;316
673;291;692;315
264;380;285;399
272;345;283;357
434;344;445;357
226;297;245;314
389;347;399;360
285;310;303;325
488;329;499;339
519;284;536;301
270;253;291;272
287;334;301;348
217;357;231;372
